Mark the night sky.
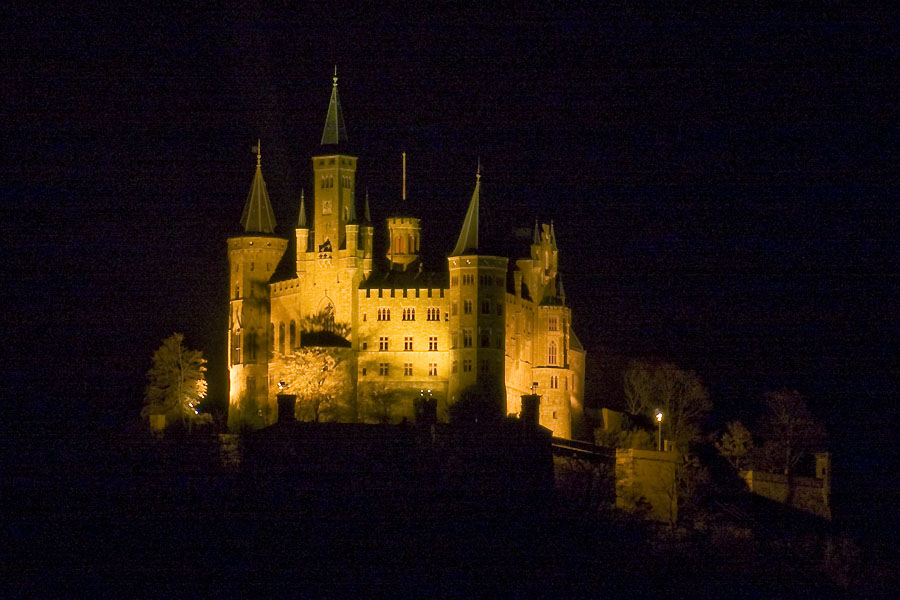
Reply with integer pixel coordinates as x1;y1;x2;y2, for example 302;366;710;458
3;4;897;475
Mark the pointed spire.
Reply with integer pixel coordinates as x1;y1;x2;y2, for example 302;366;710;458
240;141;277;233
557;273;566;299
320;67;348;145
549;220;557;248
451;164;481;256
533;219;540;245
364;189;371;223
348;189;357;222
297;189;307;228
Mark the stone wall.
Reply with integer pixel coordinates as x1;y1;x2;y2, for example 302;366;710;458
615;448;677;524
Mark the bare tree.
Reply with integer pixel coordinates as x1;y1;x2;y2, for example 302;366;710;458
760;389;826;475
141;333;210;431
622;360;712;453
716;420;754;470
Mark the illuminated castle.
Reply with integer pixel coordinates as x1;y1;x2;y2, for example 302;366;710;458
227;73;585;438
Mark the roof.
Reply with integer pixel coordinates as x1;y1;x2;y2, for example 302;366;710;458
450;170;480;256
239;150;277;234
320;69;348;146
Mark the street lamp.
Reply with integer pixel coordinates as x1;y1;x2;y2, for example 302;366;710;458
655;409;663;451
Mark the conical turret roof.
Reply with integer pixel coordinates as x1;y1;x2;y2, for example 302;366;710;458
451;166;481;256
240;142;277;234
321;67;348;145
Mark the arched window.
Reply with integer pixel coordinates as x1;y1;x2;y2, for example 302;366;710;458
548;341;557;365
278;323;285;355
289;320;296;350
246;329;257;362
231;329;241;365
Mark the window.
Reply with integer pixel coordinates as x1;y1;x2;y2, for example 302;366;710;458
427;307;440;321
402;307;415;321
404;336;414;351
481;299;491;314
451;276;458;287
550;375;559;389
362;313;367;321
463;359;472;372
234;284;240;299
548;340;557;365
361;367;367;376
278;323;285;354
452;360;458;373
379;363;389;376
462;328;473;348
462;274;474;285
377;308;390;321
379;336;389;351
289;320;296;350
403;363;413;376
480;327;491;348
548;316;558;332
428;336;438;351
428;363;438;376
362;341;367;350
451;301;458;316
463;300;473;314
246;330;257;362
496;303;503;316
231;329;241;365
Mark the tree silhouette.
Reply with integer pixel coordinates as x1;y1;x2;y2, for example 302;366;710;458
759;389;826;475
716;420;754;470
141;333;210;431
271;347;351;422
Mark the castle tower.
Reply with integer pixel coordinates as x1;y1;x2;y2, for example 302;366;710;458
447;166;508;418
227;142;288;429
386;154;420;271
312;68;357;256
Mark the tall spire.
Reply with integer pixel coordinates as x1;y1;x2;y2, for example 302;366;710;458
348;189;357;222
451;163;481;256
320;66;348;145
240;140;277;233
533;219;540;245
297;189;307;228
364;189;371;223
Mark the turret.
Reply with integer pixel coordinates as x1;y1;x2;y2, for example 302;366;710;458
386;153;421;271
447;165;507;417
227;142;288;430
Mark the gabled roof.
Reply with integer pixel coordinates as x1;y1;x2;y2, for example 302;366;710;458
239;144;277;234
321;68;348;145
450;168;481;256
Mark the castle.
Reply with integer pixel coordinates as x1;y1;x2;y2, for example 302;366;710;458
227;73;585;438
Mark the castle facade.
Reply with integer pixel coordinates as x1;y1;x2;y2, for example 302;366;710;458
227;74;585;438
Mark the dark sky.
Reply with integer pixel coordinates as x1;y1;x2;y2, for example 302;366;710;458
2;3;898;467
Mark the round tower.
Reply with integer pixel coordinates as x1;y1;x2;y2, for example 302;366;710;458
227;143;287;430
386;216;421;270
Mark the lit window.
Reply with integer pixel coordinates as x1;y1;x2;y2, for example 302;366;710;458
232;329;241;365
462;274;474;285
550;375;559;389
462;328;473;348
404;363;413;376
379;363;389;376
379;336;389;351
427;307;440;321
464;300;473;314
548;316;558;332
377;308;390;321
428;363;438;376
548;341;557;365
404;336;413;351
463;359;472;372
402;307;415;321
428;336;438;351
